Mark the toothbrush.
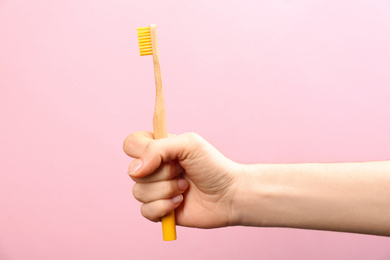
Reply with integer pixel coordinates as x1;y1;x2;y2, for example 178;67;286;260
137;24;176;241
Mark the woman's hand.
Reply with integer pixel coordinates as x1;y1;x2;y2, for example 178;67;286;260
123;131;241;228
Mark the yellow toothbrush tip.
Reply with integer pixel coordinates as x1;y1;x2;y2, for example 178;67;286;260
137;27;152;56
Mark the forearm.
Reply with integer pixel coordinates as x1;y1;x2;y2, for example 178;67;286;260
231;161;390;236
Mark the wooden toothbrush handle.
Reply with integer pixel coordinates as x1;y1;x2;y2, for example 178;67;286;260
153;101;176;242
150;24;177;241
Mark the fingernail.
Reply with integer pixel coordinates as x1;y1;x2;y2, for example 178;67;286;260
177;179;188;191
171;194;183;204
128;159;142;176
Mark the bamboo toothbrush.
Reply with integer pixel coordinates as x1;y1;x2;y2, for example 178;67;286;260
137;24;176;241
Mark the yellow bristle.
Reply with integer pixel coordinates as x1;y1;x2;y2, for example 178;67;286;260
137;27;152;56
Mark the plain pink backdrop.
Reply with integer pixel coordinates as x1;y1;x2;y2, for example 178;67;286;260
1;0;390;259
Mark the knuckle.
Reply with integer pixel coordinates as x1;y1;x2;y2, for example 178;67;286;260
184;132;203;144
141;202;165;222
162;181;174;197
140;204;151;219
182;132;205;152
185;132;199;139
123;134;136;156
159;163;178;183
132;183;144;202
144;140;156;154
123;135;131;154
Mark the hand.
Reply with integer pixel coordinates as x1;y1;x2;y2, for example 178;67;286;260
123;131;241;228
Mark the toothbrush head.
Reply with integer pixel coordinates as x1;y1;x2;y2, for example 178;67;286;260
137;26;152;56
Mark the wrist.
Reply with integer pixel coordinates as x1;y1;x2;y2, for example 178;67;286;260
229;164;270;227
229;164;297;228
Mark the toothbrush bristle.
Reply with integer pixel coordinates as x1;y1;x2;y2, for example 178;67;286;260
137;27;152;56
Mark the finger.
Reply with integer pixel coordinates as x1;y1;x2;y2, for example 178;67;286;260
123;131;154;158
130;161;184;183
140;195;183;222
133;132;204;178
123;132;176;158
133;178;188;203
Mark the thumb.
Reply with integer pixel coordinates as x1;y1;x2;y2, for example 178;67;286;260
130;133;202;178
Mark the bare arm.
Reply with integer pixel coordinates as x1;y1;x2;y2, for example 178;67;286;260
232;161;390;236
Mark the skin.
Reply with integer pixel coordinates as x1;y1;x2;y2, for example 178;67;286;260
123;131;390;236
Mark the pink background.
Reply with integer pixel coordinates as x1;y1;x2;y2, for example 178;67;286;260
1;0;390;259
